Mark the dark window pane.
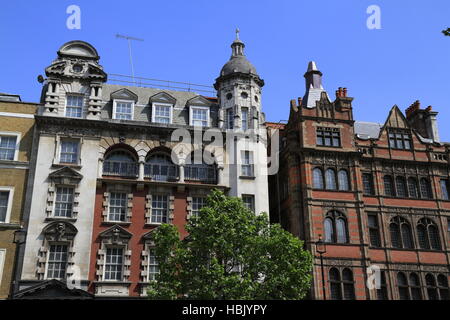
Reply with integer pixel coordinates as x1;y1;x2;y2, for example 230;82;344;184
428;225;441;250
417;224;429;249
396;177;407;197
420;178;432;199
325;169;337;190
401;223;414;249
390;223;401;248
363;174;374;195
313;168;324;189
384;175;394;196
407;178;418;198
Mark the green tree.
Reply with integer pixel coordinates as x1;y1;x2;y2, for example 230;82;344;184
147;189;312;300
442;28;450;36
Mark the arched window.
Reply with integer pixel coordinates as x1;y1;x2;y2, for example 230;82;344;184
145;153;178;181
396;177;407;198
103;149;138;177
426;274;438;300
324;217;334;243
420;178;432;199
397;272;410;300
329;268;342;300
329;268;355;300
390;217;414;249
409;273;422;300
325;169;337;190
437;274;449;300
342;268;356;300
384;175;394;196
417;218;441;250
324;211;348;243
338;170;350;191
407;177;419;198
313;168;324;189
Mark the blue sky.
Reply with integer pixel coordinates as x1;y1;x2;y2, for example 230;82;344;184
1;1;450;140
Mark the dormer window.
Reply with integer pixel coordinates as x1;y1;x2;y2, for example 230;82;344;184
388;129;412;150
65;94;84;118
190;106;209;127
152;103;172;124
113;100;134;120
66;95;83;118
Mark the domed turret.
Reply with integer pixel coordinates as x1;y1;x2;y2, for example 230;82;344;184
218;29;259;77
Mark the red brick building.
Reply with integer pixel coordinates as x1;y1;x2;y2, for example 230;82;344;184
268;61;450;300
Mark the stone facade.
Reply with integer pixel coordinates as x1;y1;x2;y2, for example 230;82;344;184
268;62;450;300
17;37;270;298
0;99;36;299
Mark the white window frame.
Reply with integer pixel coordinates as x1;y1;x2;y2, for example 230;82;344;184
147;248;159;282
226;108;234;129
191;196;206;218
53;186;75;218
152;103;173;124
150;194;169;225
102;246;125;282
0;131;20;161
0;187;14;224
189;106;210;127
107;192;128;223
242;194;255;212
65;94;84;118
58;139;80;164
112;99;135;120
44;242;69;280
240;151;254;177
0;249;5;286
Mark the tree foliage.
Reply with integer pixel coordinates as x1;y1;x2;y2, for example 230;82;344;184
147;189;312;300
442;28;450;36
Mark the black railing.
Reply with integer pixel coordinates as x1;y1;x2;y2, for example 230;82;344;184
144;163;178;181
103;161;138;177
185;165;217;184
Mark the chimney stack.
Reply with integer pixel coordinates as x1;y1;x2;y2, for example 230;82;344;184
405;100;440;142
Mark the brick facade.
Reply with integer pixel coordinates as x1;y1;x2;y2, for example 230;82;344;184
268;62;450;300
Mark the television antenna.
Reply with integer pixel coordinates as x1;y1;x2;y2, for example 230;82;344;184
116;34;144;84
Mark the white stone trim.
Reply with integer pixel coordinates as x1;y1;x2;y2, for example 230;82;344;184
0;112;34;119
0;186;14;224
0;249;6;286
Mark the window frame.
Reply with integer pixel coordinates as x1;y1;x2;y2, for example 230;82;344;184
362;173;375;195
59;139;80;165
241;107;249;131
53;186;75;218
0;132;20;161
189;105;210;127
150;194;169;225
107;192;128;223
240;150;254;178
152;102;173;124
440;179;450;200
0;187;14;224
368;213;381;247
388;129;412;150
316;127;341;147
102;246;125;282
65;94;84;118
324;211;348;244
44;243;69;280
112;99;135;120
191;196;206;218
147;248;159;282
226;108;234;129
242;194;255;213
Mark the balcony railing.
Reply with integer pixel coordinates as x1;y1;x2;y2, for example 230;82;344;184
185;165;217;184
144;163;179;181
103;160;138;177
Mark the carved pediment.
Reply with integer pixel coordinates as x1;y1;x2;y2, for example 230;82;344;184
99;225;132;245
186;95;212;107
48;167;83;185
149;92;176;105
384;105;410;130
142;228;158;244
111;88;138;102
43;221;78;241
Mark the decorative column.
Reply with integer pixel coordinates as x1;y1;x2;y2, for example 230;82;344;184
179;164;185;183
217;166;224;185
138;159;145;181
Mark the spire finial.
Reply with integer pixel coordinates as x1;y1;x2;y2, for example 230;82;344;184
235;27;240;40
